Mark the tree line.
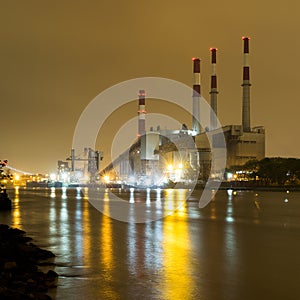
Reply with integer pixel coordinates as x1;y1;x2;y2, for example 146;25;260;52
229;157;300;186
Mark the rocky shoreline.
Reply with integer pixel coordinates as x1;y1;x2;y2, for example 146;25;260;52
0;224;58;300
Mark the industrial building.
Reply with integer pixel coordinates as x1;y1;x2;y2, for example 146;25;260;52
101;37;265;185
53;148;102;185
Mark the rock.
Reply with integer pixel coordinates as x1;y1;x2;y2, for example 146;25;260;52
0;195;12;210
0;224;58;300
4;261;17;270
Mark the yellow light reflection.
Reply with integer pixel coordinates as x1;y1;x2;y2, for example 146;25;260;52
100;191;117;299
101;191;113;268
164;189;175;213
176;190;187;218
82;188;92;266
162;190;193;300
210;201;217;220
12;187;21;228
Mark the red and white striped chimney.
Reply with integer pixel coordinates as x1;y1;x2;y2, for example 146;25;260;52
138;89;146;136
192;57;201;134
242;36;251;132
210;48;218;130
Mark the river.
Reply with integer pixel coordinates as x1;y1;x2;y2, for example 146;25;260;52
1;187;300;300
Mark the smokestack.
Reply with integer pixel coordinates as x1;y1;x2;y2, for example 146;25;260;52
138;90;146;136
71;148;75;171
242;36;251;132
209;48;218;130
192;57;201;134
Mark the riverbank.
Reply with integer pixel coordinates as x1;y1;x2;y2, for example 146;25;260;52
219;182;300;191
0;224;58;300
194;181;300;191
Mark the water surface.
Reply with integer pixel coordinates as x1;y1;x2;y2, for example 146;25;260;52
1;187;300;300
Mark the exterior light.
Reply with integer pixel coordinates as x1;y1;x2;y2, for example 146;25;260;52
50;173;56;181
103;175;110;183
167;164;173;171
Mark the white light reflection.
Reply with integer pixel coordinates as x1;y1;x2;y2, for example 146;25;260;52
75;197;83;259
146;188;151;207
156;188;162;209
144;221;163;270
127;221;137;274
62;187;67;199
226;193;234;223
50;187;56;198
59;199;70;254
227;189;233;197
129;188;135;203
60;201;68;222
49;200;57;236
223;220;238;297
76;187;82;199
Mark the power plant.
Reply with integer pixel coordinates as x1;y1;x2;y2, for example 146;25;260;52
51;37;264;187
100;37;265;187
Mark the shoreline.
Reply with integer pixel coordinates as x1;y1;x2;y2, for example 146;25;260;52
0;224;58;300
6;184;300;191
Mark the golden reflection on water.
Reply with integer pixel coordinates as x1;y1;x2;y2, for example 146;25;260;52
162;189;194;300
210;190;217;220
82;188;92;265
210;200;217;220
164;189;175;213
101;190;113;270
100;190;118;299
12;186;21;228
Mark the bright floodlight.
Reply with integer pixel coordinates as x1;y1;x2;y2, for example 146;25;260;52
103;175;110;183
167;164;173;171
50;173;56;181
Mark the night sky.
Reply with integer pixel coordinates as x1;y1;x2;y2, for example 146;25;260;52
0;0;299;174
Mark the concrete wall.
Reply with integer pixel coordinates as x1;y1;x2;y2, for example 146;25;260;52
195;125;265;169
224;125;265;167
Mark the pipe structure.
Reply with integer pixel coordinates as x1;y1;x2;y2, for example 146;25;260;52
138;90;146;136
209;48;219;130
242;36;251;132
192;57;201;134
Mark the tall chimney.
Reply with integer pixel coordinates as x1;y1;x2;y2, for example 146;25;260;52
138;90;146;136
242;36;251;132
71;148;75;171
210;48;218;130
192;57;201;134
